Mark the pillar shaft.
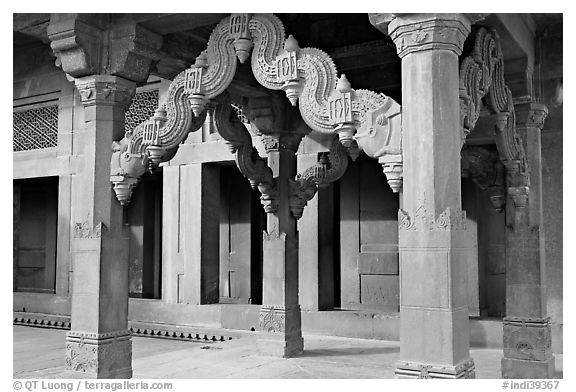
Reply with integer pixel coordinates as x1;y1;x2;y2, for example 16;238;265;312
502;103;554;378
66;75;135;378
258;135;303;357
379;14;476;379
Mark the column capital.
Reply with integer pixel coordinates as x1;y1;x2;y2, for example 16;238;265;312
75;75;136;109
369;13;483;57
514;102;549;129
260;133;303;154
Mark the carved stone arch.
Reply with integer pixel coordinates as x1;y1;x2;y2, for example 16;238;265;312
110;13;404;206
459;26;530;210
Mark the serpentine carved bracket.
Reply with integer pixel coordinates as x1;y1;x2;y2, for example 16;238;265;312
459;27;529;211
110;13;403;206
213;92;349;219
110;69;206;205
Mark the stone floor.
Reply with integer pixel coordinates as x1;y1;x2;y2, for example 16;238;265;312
13;325;563;379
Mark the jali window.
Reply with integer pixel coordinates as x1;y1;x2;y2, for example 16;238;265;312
13;104;59;152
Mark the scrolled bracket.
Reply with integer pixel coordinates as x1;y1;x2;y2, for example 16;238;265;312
461;146;506;213
212;93;278;214
290;137;350;219
109;67;206;206
354;95;403;192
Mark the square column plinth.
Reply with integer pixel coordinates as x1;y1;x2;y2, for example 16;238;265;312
65;330;132;378
257;304;304;357
501;317;554;378
396;223;476;379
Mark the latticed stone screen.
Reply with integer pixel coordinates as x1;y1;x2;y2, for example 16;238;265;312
125;89;159;133
13;104;59;152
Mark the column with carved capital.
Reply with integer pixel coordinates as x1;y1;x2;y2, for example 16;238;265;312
257;133;304;357
66;75;136;378
371;14;476;378
502;103;554;378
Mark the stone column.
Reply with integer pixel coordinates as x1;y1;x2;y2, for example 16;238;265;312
66;75;135;378
258;134;304;357
502;103;554;378
372;14;475;378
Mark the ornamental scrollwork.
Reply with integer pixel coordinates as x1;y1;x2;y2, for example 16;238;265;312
109;68;207;206
398;205;466;231
111;13;403;206
459;27;530;210
212;93;278;214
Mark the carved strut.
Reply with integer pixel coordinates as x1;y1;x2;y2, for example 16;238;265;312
459;27;529;211
110;69;206;206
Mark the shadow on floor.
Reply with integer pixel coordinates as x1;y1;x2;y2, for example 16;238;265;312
299;346;400;358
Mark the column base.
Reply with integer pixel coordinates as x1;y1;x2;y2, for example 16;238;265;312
395;359;475;379
502;316;554;378
65;330;132;379
257;305;304;358
501;357;555;379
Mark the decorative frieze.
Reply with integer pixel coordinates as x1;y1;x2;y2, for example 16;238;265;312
384;15;471;58
395;358;475;379
398;205;467;231
73;221;104;239
75;75;136;109
258;305;303;336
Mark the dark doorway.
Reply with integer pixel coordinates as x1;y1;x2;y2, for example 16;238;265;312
126;170;163;299
219;165;264;304
13;177;58;293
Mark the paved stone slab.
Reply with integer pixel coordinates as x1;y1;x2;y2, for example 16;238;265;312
13;325;563;379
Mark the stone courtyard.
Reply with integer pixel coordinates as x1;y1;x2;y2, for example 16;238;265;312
13;325;564;379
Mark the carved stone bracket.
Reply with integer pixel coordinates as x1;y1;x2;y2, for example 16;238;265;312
288;137;349;219
459;28;532;215
47;15;162;83
212;93;278;214
108;13;402;206
462;146;506;212
108;69;206;206
354;95;403;192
